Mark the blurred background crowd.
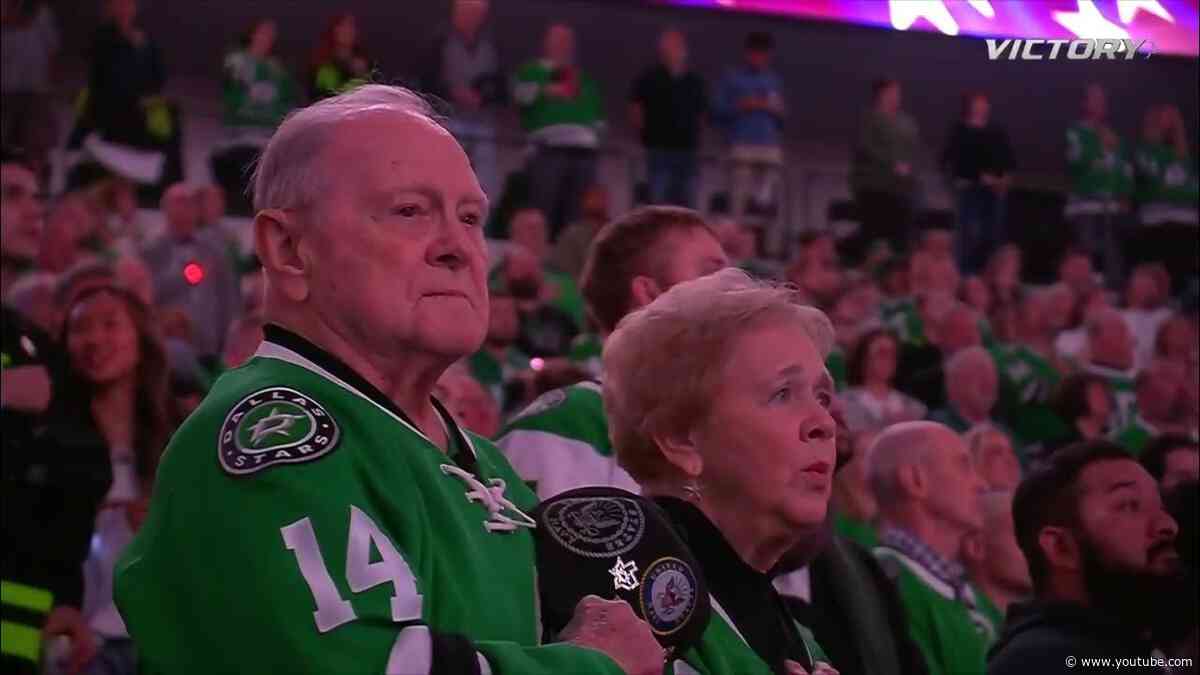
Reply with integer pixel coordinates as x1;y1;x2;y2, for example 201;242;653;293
1;0;1197;673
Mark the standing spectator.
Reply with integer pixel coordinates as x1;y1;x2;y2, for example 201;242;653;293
215;18;297;216
1064;84;1132;288
964;427;1021;491
867;422;993;675
80;0;175;194
930;346;1000;434
1114;360;1195;455
1140;435;1200;493
629;28;707;208
961;491;1031;636
990;442;1181;674
514;23;603;237
1134;104;1198;227
713;32;787;256
308;13;370;101
549;183;608;279
58;285;173;675
851;78;920;257
942;92;1015;275
419;0;504;200
839;328;927;433
140;184;240;359
1;0;59;178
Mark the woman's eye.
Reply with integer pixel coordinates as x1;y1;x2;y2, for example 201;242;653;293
817;392;833;408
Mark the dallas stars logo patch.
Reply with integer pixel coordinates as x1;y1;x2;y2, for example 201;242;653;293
218;387;340;476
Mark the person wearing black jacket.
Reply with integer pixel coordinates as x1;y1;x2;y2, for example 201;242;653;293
942;92;1015;275
989;441;1184;674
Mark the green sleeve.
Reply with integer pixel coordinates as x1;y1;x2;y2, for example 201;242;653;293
1065;125;1101;178
582;75;604;126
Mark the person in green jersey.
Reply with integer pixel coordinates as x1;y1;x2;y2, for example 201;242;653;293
496;205;728;500
603;268;839;674
114;84;666;675
990;442;1182;675
1080;308;1139;430
866;422;993;675
1114;359;1195;455
990;288;1069;455
1064;84;1133;287
1134;104;1198;226
961;490;1032;646
929;346;1000;433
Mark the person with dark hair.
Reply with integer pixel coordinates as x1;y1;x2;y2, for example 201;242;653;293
1114;360;1194;455
418;0;504;200
308;12;370;100
630;28;707;208
214;17;297;215
839;328;927;433
1140;435;1200;493
712;31;787;256
851;78;921;258
941;92;1015;275
1;0;60;177
513;22;604;237
1041;373;1114;458
989;441;1182;674
496;206;727;500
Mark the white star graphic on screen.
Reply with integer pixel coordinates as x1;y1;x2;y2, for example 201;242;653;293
1055;0;1132;39
967;0;996;20
890;0;960;35
609;557;640;592
1117;0;1174;24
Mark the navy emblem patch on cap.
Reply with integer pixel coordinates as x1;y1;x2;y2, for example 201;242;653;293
542;496;646;558
218;387;340;476
639;556;699;637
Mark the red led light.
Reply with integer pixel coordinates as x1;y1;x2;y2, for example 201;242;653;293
183;262;205;285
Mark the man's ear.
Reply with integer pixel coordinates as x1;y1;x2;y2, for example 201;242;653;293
255;208;310;303
652;429;704;480
898;462;927;500
629;275;664;310
1038;526;1081;574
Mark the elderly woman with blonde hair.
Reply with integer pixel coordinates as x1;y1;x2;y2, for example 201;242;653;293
603;268;841;675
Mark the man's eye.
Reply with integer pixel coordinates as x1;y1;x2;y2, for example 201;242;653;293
817;392;833;409
770;387;792;404
393;205;421;218
460;212;481;227
1118;499;1140;513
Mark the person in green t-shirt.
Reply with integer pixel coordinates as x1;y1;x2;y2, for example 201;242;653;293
307;14;371;101
497;206;728;500
962;490;1032;646
867;422;993;675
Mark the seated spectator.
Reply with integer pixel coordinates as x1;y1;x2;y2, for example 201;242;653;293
1054;285;1111;367
505;206;585;330
111;255;152;306
1121;262;1172;371
965;426;1021;490
1140;434;1200;494
1115;359;1195;455
895;296;982;410
435;362;500;438
4;271;59;338
1155;312;1199;367
1160;479;1199;665
1080;307;1138;427
39;197;93;275
1;158;46;295
840;328;926;433
140;183;241;359
52;284;174;674
308;13;370;100
832;429;881;549
942;91;1015;275
931;346;1000;433
713;32;787;255
549;184;609;279
989;442;1182;674
867;421;992;675
960;275;991;317
982;244;1022;317
513;22;603;236
630;27;707;208
1043;373;1116;456
1056;247;1099;300
850;77;919;258
991;289;1067;453
466;287;528;412
499;248;580;358
962;490;1031;640
496;206;727;500
826;280;883;388
786;233;845;310
917;229;955;264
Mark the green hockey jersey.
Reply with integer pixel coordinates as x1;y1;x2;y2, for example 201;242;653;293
1081;362;1138;431
1065;122;1133;215
1134;141;1199;224
990;343;1067;457
496;381;639;500
1113;414;1160;456
875;547;994;675
114;328;623;675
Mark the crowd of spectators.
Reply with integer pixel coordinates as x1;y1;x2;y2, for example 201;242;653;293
2;1;1198;674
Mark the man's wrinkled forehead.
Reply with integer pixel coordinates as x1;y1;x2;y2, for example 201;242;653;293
321;112;479;195
1078;459;1155;501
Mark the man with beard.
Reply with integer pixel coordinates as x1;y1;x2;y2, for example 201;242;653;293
989;441;1182;674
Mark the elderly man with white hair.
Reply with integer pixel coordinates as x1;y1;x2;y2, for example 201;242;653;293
929;345;1000;434
867;421;991;675
603;267;840;673
1080;306;1138;428
960;490;1031;640
114;85;663;675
